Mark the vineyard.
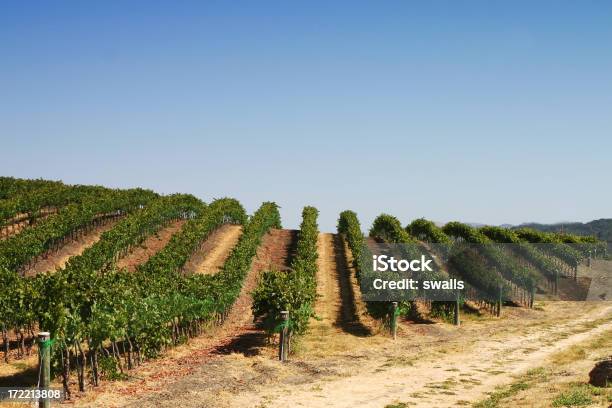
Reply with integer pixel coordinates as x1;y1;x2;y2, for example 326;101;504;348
0;177;610;408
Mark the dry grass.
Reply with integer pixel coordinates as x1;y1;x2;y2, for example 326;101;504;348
473;328;612;408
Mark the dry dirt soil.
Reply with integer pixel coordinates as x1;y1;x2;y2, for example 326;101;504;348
3;232;611;408
70;234;612;408
68;228;298;408
183;224;243;275
115;220;186;272
24;218;122;277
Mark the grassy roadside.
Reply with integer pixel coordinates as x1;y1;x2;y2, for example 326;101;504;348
473;328;612;408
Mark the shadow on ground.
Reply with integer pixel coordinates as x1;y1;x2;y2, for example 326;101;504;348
333;234;372;337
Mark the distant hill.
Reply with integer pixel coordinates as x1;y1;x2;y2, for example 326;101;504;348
514;219;612;242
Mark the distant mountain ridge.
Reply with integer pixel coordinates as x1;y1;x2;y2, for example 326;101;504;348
513;218;612;242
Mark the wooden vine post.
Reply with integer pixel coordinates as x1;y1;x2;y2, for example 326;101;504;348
587;250;592;268
496;284;502;317
2;323;8;363
38;332;51;408
390;302;398;340
454;291;460;326
278;311;289;362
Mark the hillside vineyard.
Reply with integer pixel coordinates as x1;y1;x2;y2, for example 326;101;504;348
0;177;607;403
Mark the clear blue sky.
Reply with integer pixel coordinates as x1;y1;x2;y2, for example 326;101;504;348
1;1;611;232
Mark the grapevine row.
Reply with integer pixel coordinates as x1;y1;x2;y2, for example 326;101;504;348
252;206;319;337
0;189;159;273
442;222;537;292
0;177;64;200
407;218;507;310
514;228;584;268
479;226;564;282
373;215;507;317
2;198;279;397
0;176;157;228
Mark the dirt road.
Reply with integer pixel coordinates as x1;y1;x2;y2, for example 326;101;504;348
66;233;612;408
236;304;611;408
225;246;612;408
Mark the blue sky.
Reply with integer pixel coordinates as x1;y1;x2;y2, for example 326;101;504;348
1;1;611;231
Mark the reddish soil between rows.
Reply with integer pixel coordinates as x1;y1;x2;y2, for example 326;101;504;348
115;220;186;272
23;218;122;277
70;228;298;407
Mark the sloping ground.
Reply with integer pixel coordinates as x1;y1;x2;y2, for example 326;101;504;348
555;276;592;301
366;236;394;257
229;303;612;408
70;302;612;408
300;233;374;356
583;259;611;301
23;218;121;277
472;327;612;407
115;220;186;272
183;224;243;275
250;228;297;272
0;218;185;384
316;233;358;327
67;233;612;408
74;228;297;408
538;260;610;301
340;235;379;331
